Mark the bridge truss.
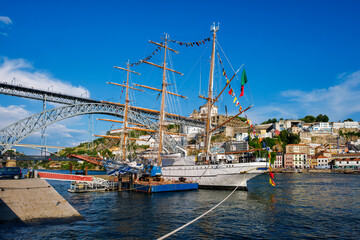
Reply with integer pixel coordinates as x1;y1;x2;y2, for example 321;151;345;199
0;82;207;155
0;103;199;155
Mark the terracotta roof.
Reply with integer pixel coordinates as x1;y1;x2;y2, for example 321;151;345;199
284;153;307;155
317;155;328;159
287;144;308;146
334;159;360;162
333;153;360;157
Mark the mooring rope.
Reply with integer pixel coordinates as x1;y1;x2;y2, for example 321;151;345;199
157;166;257;240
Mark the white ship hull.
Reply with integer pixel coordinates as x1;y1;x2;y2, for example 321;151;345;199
161;161;268;190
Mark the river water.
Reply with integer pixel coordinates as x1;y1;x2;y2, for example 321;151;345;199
1;172;359;239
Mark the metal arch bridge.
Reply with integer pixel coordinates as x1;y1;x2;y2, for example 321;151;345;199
0;82;207;155
0;82;205;125
0;102;187;155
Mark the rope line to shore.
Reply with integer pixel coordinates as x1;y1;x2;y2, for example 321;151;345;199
157;166;257;240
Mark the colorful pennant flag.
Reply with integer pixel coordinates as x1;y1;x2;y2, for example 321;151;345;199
130;46;162;67
239;85;244;97
169;37;211;47
269;178;275;186
269;154;275;187
228;89;233;95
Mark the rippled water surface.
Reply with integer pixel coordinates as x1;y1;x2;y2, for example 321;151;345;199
1;173;359;239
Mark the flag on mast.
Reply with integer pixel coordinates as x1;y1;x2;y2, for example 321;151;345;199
239;69;248;97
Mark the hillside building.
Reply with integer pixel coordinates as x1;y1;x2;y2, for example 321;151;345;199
274;119;302;133
309;122;332;134
190;104;248;129
274;152;283;168
316;155;330;169
331;158;360;169
286;144;310;155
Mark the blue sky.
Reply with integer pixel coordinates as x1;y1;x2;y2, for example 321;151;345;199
1;0;360;154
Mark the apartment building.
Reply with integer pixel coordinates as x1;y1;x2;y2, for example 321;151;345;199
309;122;332;134
274;152;283;168
274;119;302;132
332;158;360;169
316;155;330;169
284;153;294;168
286;144;310;155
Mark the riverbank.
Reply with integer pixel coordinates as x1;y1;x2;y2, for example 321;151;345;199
272;168;360;174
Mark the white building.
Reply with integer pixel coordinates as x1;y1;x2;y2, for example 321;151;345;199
274;119;302;132
332;158;360;169
316;155;330;169
135;135;157;148
235;132;249;141
309;122;332;134
344;121;360;129
274;152;283;168
332;122;344;130
332;121;360;133
287;153;307;169
186;126;203;139
189;104;218;121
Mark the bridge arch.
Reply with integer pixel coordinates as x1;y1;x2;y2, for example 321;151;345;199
0;103;169;154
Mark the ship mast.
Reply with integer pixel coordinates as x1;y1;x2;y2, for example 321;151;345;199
108;62;142;161
140;34;184;166
204;23;219;155
158;35;169;165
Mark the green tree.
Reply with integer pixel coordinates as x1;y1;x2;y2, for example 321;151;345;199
270;152;276;164
279;130;300;149
301;115;316;123
76;149;87;155
316;114;329;122
261;118;277;124
248;139;261;149
264;137;277;149
344;118;354;122
237;117;247;122
323;114;329;122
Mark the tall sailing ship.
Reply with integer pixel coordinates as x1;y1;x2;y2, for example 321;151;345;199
102;24;268;190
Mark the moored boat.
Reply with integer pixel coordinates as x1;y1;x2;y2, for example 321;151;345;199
103;23;268;190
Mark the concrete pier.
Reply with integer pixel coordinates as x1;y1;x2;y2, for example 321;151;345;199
0;179;82;224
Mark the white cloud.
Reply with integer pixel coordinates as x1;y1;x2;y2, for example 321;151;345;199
0;105;89;154
0;105;32;128
250;70;360;123
0;16;12;25
0;104;87;138
46;122;87;138
281;71;360;120
0;57;90;98
246;104;300;124
0;56;92;153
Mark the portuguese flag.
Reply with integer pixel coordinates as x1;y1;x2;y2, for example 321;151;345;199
239;69;248;97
